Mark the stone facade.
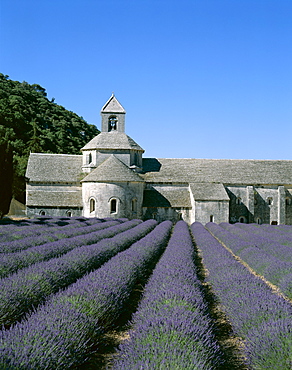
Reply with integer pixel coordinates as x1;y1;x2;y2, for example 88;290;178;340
26;94;292;225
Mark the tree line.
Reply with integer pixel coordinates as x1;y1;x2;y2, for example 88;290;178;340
0;73;99;218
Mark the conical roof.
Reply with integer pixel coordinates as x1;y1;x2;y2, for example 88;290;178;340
81;131;144;152
101;94;126;113
81;155;144;183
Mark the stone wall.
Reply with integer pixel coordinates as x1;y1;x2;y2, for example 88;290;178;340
227;185;252;223
286;188;292;225
82;181;144;219
26;206;83;218
193;200;229;224
142;206;191;223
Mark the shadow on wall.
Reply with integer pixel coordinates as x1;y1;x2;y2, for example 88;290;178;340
226;189;254;223
142;188;171;208
142;158;162;173
254;191;271;224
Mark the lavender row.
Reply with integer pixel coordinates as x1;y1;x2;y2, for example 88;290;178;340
191;222;292;369
0;219;120;254
0;219;147;327
260;223;292;234
208;222;292;298
111;221;225;370
233;222;292;249
0;220;130;278
0;217;96;242
0;221;172;369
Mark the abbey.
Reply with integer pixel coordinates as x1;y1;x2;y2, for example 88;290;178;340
26;94;292;224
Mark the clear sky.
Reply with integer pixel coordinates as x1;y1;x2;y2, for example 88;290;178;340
1;0;291;160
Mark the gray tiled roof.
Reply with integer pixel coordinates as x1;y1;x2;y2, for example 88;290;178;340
26;190;82;207
142;158;292;185
25;153;83;183
143;186;191;207
82;132;144;151
189;183;229;201
81;155;144;183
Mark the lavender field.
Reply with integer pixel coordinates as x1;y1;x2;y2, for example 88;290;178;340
0;217;291;369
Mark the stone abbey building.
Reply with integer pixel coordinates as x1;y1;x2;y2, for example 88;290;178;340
26;94;292;224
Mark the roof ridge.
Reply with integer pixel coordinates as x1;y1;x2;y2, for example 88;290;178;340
30;153;82;157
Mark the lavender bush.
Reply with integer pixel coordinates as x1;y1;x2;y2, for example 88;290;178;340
0;220;130;278
210;222;292;298
0;219;119;255
234;223;292;246
0;221;172;369
0;219;149;327
111;221;225;370
219;222;292;261
191;222;292;369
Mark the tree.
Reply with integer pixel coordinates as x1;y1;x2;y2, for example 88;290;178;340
0;140;13;219
0;74;100;214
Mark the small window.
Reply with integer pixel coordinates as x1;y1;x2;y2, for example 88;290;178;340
131;199;137;212
39;210;46;216
286;198;292;206
239;216;246;223
267;197;273;206
236;197;242;205
86;153;92;164
110;199;117;213
210;215;214;222
256;217;262;224
90;198;96;213
67;211;72;217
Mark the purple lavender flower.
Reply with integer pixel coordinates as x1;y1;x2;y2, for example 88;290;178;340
111;221;224;369
0;221;172;369
191;222;292;369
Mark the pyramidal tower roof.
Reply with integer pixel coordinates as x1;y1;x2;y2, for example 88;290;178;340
81;132;144;151
101;93;126;113
81;155;144;182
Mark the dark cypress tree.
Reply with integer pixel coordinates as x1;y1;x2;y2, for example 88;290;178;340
0;141;13;219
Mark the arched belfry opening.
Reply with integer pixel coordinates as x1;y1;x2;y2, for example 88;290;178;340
108;116;118;131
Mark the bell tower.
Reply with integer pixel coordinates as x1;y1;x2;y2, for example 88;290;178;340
101;93;126;133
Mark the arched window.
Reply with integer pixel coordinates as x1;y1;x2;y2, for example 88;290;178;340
210;215;214;222
256;217;262;224
90;198;96;213
236;197;242;205
39;210;46;216
267;197;273;206
239;216;246;223
286;198;292;206
110;198;117;213
108;116;118;131
131;198;137;213
86;153;92;164
67;211;72;217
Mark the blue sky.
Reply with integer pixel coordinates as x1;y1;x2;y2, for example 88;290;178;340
1;0;291;160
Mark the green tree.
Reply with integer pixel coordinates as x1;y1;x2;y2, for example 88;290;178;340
0;73;99;217
0;127;14;218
